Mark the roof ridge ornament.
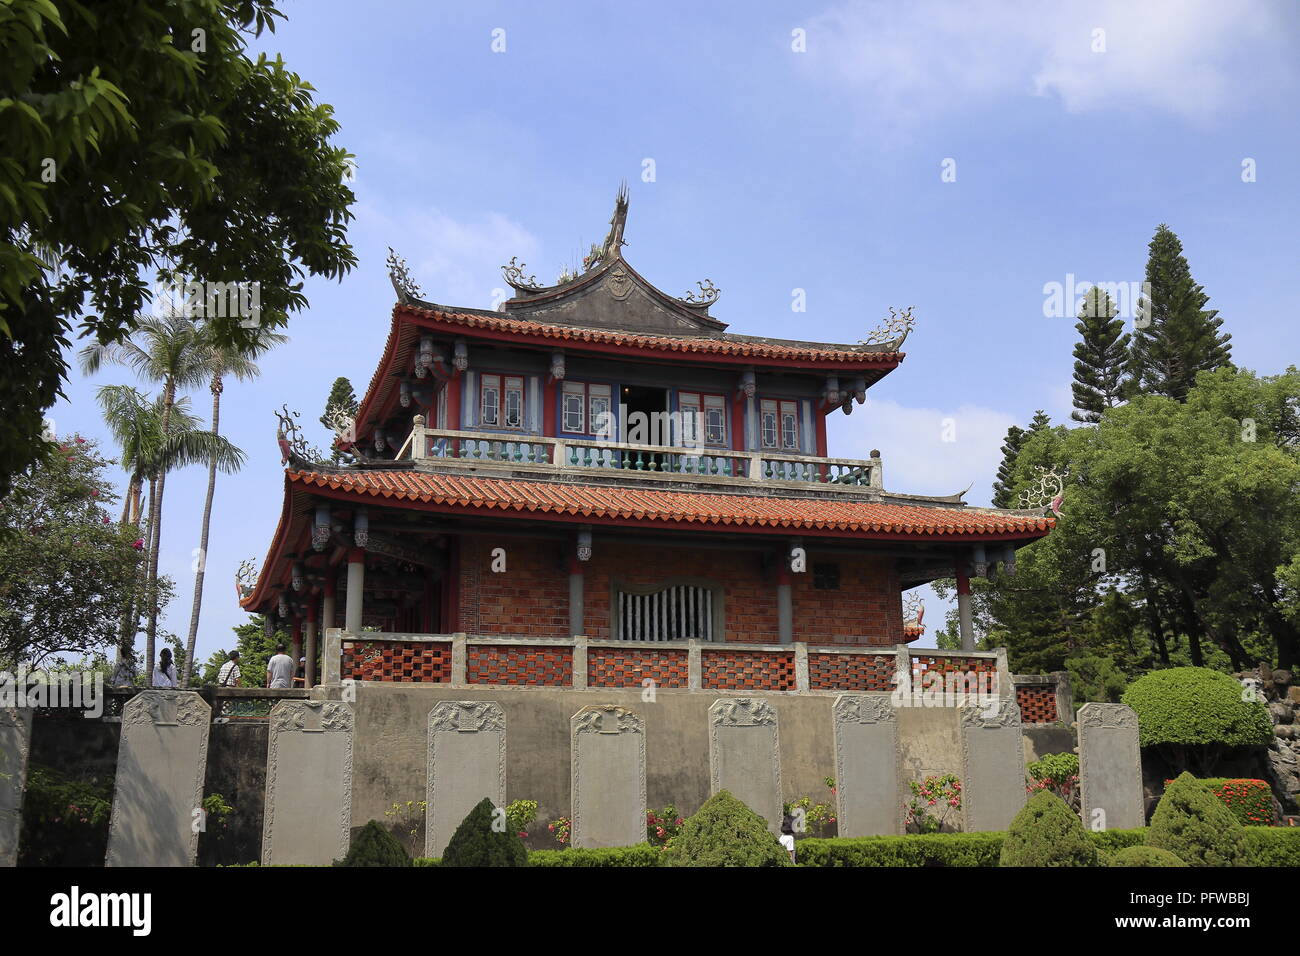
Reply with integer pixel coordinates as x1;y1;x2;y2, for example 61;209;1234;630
502;256;546;292
860;305;916;350
1017;466;1066;514
386;247;423;303
680;278;721;310
275;404;326;468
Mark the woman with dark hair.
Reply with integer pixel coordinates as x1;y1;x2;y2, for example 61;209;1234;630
153;648;178;688
779;810;797;864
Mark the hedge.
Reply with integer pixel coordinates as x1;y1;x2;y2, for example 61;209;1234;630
1122;667;1272;748
1197;778;1273;827
406;827;1300;867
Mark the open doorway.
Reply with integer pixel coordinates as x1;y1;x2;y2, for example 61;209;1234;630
620;384;670;468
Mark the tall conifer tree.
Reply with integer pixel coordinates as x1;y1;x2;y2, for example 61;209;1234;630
1126;224;1232;401
991;411;1051;507
1071;287;1129;422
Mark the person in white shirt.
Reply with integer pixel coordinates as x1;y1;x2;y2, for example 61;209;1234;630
266;644;295;689
153;648;179;687
217;651;242;687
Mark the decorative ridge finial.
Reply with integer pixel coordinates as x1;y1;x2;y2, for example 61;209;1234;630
860;306;915;350
1017;466;1066;514
502;255;545;292
680;278;721;310
386;247;423;303
275;404;325;467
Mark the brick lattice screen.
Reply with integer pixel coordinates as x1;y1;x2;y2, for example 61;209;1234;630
808;653;898;691
588;647;689;688
703;650;796;691
467;644;573;686
1016;685;1059;724
341;640;453;683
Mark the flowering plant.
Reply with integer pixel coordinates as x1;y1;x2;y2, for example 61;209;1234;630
548;816;572;846
905;774;962;833
646;805;685;848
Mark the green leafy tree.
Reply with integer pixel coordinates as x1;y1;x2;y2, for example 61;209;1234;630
0;0;356;498
0;436;145;665
321;375;358;462
999;791;1097;867
1126;224;1232;401
660;791;789;867
1070;286;1129;422
96;385;241;674
182;325;286;684
1146;772;1246;866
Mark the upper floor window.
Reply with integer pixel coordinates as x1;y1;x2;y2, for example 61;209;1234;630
481;374;525;430
561;382;613;437
679;391;727;448
761;399;800;451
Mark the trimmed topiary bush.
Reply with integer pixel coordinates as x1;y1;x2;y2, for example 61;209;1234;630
441;797;528;867
1111;846;1187;867
338;820;411;867
1241;827;1300;866
660;790;789;867
999;791;1097;867
1146;772;1245;866
1122;667;1272;775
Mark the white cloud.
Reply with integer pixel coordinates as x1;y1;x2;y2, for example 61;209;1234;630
357;203;539;309
828;397;1017;506
802;0;1295;130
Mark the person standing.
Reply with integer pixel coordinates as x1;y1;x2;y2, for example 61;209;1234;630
266;644;295;689
217;650;242;687
153;648;178;687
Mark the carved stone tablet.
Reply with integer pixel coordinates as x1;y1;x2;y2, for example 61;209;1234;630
708;698;781;831
262;700;353;866
833;695;902;836
959;696;1027;832
1078;703;1144;831
0;707;33;867
106;691;210;867
426;700;505;858
571;704;646;849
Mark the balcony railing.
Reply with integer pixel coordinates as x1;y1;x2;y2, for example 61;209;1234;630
397;419;883;494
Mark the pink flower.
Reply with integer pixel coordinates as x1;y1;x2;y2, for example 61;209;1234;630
102;517;110;524
674;818;683;827
132;538;144;549
75;437;85;444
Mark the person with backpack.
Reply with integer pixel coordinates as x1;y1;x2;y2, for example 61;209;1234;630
217;650;242;687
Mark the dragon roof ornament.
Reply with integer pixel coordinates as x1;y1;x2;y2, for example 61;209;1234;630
501;256;547;293
275;405;326;469
860;306;915;351
386;247;423;303
679;278;721;309
1018;466;1067;514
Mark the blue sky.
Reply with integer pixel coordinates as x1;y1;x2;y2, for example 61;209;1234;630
51;0;1300;662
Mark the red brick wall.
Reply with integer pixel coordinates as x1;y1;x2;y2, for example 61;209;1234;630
808;652;898;691
341;640;452;683
791;552;904;646
588;646;689;688
457;538;570;637
456;538;904;648
702;649;796;691
583;543;780;643
466;644;573;685
1016;685;1058;724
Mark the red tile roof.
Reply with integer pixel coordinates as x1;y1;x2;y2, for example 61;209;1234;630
402;304;905;364
288;469;1055;538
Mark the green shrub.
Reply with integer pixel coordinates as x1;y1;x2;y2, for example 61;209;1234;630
1089;828;1148;853
1122;668;1272;774
999;791;1097;867
441;797;528;867
528;844;662;867
414;857;440;866
18;763;113;867
1146;772;1245;866
1026;752;1081;811
1111;846;1187;867
798;832;1004;867
338;820;411;867
660;790;789;867
1241;827;1300;866
1201;778;1273;826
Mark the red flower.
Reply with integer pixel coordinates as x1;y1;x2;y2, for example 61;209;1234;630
132;538;144;549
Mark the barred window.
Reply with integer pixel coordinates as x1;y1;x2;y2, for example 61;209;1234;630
617;585;715;641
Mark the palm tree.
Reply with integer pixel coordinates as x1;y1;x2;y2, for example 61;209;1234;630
97;386;245;678
182;325;288;684
81;311;210;676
